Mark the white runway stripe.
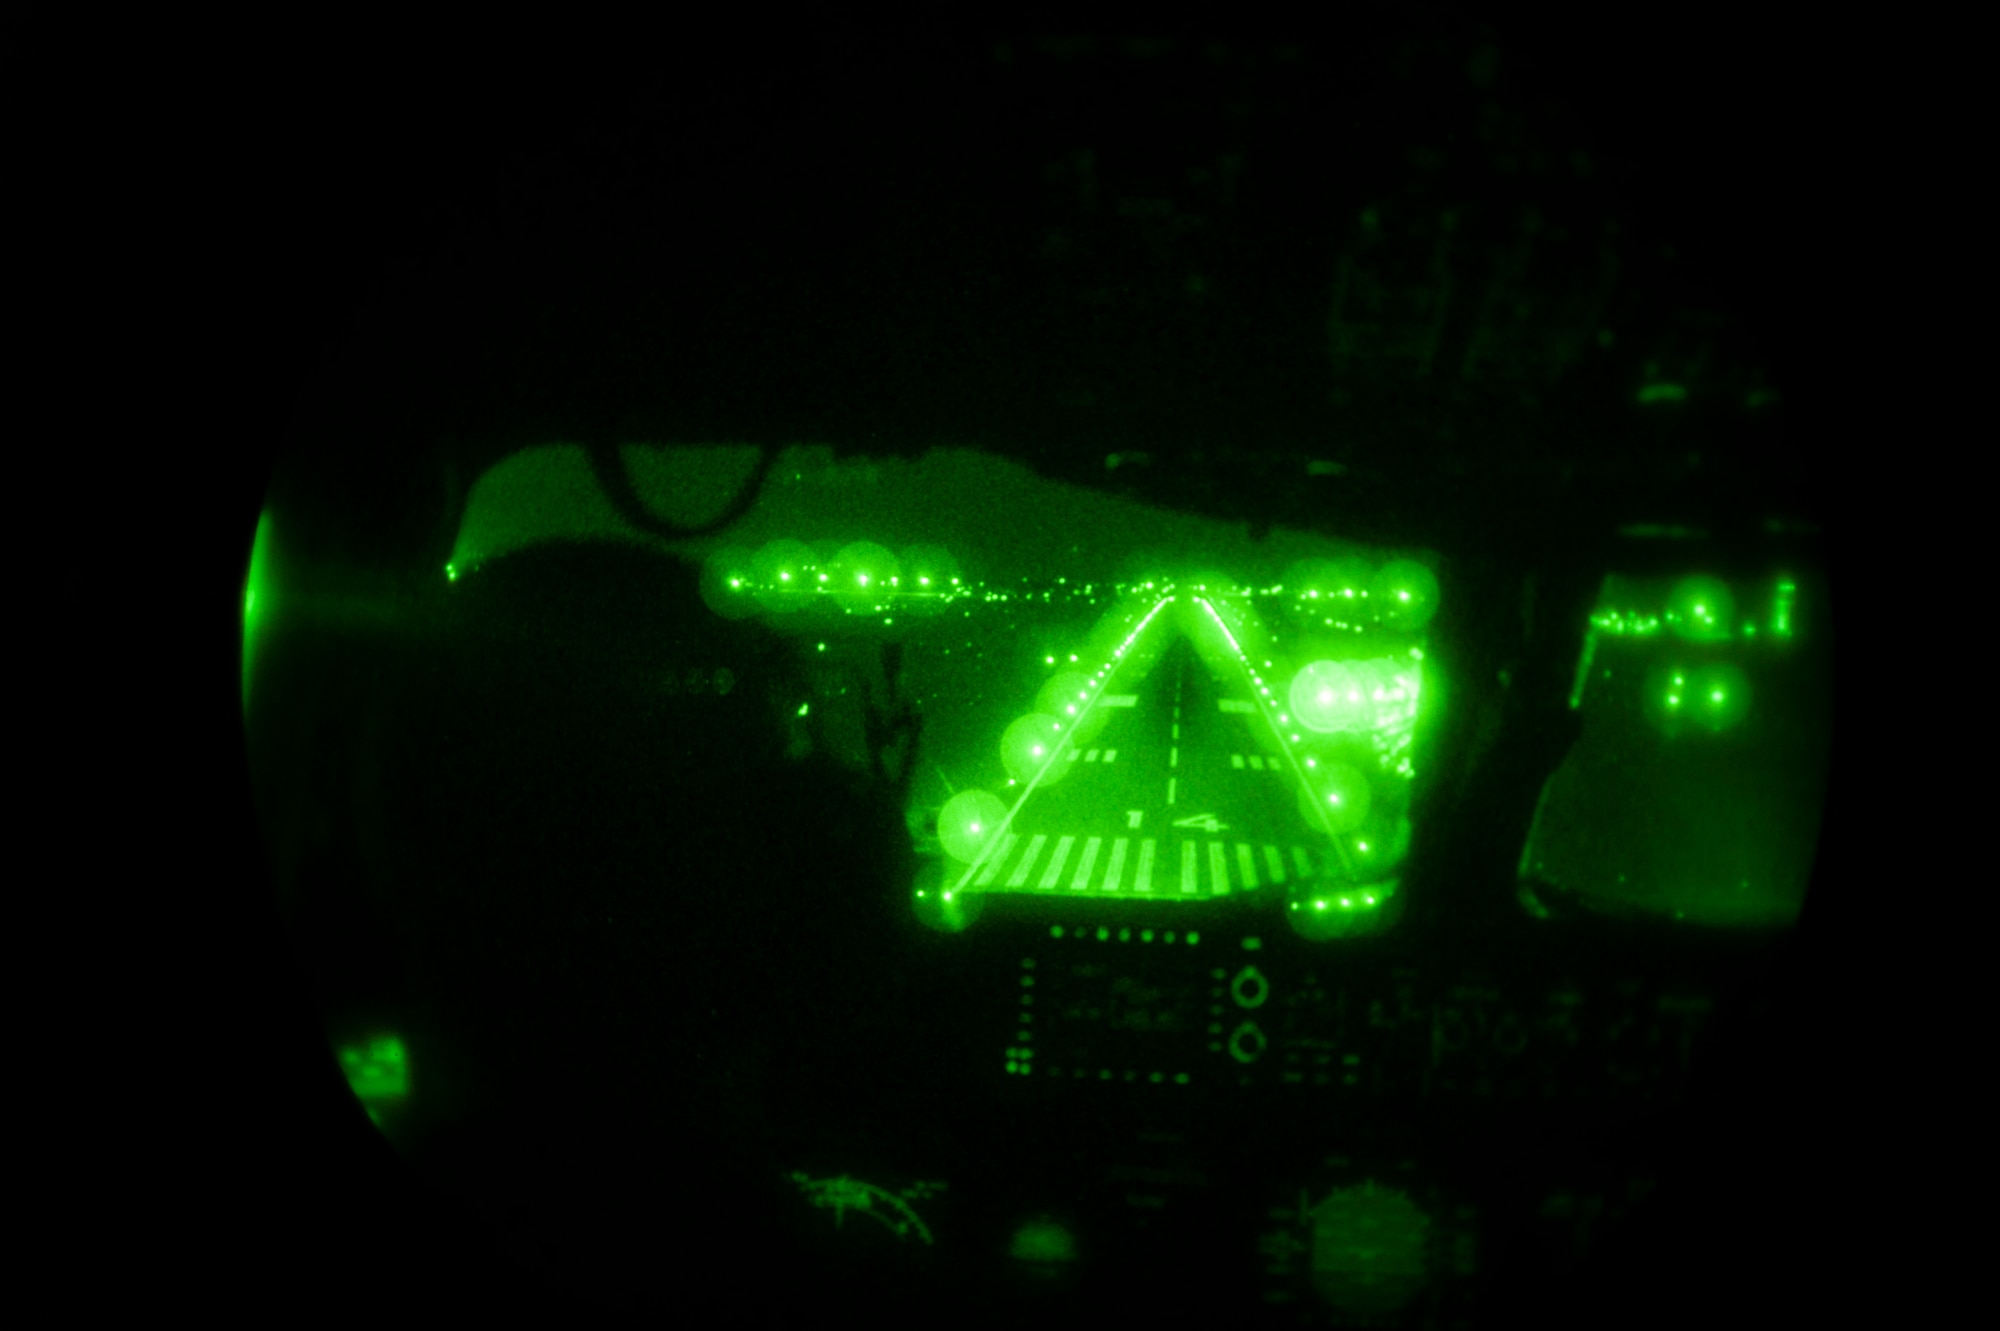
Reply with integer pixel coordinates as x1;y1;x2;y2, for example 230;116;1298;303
975;834;1018;885
1103;837;1129;891
1007;835;1047;888
1039;835;1075;888
1071;836;1102;889
972;828;1304;895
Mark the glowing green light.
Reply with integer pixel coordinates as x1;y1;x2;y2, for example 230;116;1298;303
798;702;809;716
780;571;791;581
337;1035;409;1100
729;578;741;587
1011;1218;1077;1264
1666;576;1735;642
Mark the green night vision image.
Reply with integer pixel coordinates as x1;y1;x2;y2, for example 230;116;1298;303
288;442;1830;951
430;444;1446;944
1525;568;1830;929
337;1036;409;1126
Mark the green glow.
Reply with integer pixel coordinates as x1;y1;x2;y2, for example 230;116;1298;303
1011;1218;1078;1265
242;507;275;717
1308;1180;1431;1315
1643;661;1751;733
792;1173;938;1244
1288;880;1396;939
797;702;809;716
1638;382;1688;404
1348;814;1412;873
1568;628;1598;710
752;539;819;612
938;789;1011;863
913;859;984;932
1688;663;1752;731
337;1036;409;1100
1295;759;1371;833
1001;713;1071;786
1372;559;1440;630
828;541;899;606
1665;576;1735;642
1590;609;1663;636
1290;660;1375;734
699;545;760;620
1772;578;1795;637
897;545;961;614
448;444;639;573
